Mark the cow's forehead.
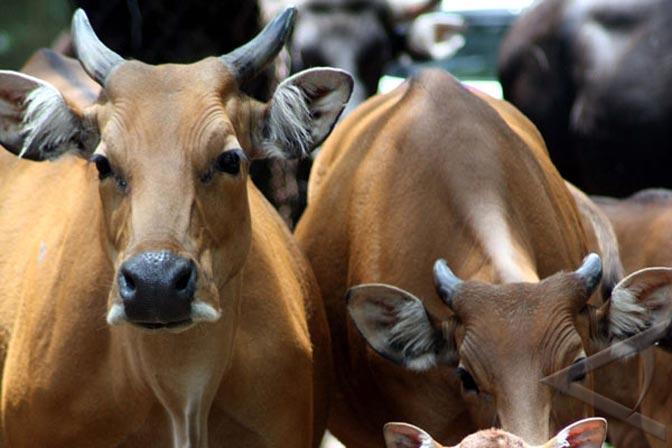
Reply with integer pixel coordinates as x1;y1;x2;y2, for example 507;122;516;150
455;275;580;317
103;57;236;99
95;58;242;154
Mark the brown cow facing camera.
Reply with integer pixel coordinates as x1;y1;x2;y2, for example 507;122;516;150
0;7;352;447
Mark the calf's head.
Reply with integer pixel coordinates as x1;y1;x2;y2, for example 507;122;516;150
348;254;672;444
0;8;352;332
383;417;606;448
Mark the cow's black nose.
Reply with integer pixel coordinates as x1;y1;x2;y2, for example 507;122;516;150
118;251;196;326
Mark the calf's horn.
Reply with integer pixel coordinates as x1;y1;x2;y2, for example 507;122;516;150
433;259;462;309
575;253;603;296
71;9;124;86
220;7;296;84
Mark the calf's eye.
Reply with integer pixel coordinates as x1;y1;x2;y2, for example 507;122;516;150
91;154;113;180
215;149;243;175
456;366;480;394
569;357;587;382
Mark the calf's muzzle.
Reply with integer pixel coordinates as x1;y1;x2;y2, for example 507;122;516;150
118;251;196;327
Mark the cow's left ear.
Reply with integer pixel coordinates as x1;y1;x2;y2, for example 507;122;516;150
0;71;97;161
383;422;443;448
252;67;353;159
594;267;672;343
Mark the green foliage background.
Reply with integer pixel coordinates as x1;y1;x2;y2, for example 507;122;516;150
0;0;71;69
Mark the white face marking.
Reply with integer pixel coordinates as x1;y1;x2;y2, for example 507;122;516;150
106;301;216;331
467;193;539;283
106;303;126;326
37;241;47;264
191;301;221;322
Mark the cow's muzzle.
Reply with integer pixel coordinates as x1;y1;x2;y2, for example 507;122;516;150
116;251;196;329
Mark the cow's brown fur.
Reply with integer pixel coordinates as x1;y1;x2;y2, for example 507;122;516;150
296;69;612;446
595;190;672;448
0;49;331;447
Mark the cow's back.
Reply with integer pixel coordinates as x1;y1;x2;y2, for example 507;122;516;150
296;69;589;446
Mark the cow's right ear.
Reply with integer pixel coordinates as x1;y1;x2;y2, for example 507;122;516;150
594;267;672;345
544;418;607;448
347;283;458;371
0;71;97;161
383;422;443;448
251;68;353;160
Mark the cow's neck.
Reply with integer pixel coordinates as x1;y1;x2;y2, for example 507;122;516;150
111;273;242;447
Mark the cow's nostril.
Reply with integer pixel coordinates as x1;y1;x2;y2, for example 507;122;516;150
121;270;136;292
174;267;193;292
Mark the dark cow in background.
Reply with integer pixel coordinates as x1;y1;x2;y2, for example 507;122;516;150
274;0;459;114
70;0;271;99
264;0;463;223
498;0;672;197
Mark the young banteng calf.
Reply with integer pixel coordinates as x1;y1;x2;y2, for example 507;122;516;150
384;418;607;448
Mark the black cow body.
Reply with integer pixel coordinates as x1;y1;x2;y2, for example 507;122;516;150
499;0;672;197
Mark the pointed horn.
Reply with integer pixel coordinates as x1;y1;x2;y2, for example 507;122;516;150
220;7;296;84
433;259;462;309
575;253;603;297
71;9;124;86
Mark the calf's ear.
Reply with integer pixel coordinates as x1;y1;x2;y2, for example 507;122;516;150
251;68;353;159
596;267;672;343
544;417;606;448
0;71;97;161
347;283;457;371
383;422;443;448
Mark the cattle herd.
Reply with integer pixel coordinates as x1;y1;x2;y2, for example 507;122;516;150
0;0;670;447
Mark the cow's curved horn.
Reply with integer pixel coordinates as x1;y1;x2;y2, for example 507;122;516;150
575;253;603;296
71;9;124;86
433;259;462;309
220;7;296;84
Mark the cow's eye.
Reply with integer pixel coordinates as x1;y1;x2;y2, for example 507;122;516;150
569;357;587;382
215;149;244;175
91;154;113;180
456;366;479;394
